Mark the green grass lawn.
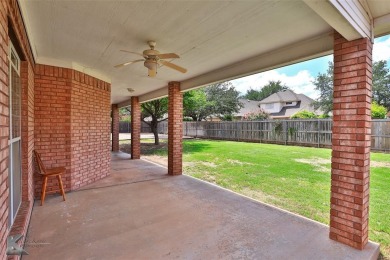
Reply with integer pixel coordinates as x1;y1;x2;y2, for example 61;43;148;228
124;139;390;258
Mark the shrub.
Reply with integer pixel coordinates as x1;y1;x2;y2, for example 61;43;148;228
318;113;330;119
220;114;234;121
242;109;270;121
372;102;387;119
291;110;318;119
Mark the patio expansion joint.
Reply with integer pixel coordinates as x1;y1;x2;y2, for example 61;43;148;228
73;176;171;193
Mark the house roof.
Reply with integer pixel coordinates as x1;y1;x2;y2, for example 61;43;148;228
269;93;323;118
258;90;301;104
18;1;390;105
235;99;261;117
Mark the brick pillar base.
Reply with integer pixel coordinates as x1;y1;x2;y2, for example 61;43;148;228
131;97;141;159
168;82;183;175
330;31;372;250
112;104;119;152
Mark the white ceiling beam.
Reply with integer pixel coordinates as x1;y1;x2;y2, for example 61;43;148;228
180;34;333;92
126;33;333;105
138;87;168;103
303;0;372;41
117;99;131;108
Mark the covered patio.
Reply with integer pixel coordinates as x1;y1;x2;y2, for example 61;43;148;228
24;152;379;259
2;0;390;259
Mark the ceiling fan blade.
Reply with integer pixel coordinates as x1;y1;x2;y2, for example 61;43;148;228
114;59;144;68
157;53;180;59
120;50;146;58
148;69;157;77
159;60;187;73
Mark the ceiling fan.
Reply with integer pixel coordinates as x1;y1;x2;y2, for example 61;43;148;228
115;40;187;77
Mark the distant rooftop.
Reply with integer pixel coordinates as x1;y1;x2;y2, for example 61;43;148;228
258;89;301;104
235;99;261;117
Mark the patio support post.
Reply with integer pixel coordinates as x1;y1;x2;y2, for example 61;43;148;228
330;31;372;250
112;104;119;152
168;81;183;175
131;96;141;159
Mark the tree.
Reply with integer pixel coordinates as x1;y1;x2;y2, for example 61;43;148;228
244;88;263;101
183;82;242;121
373;60;390;110
119;107;131;122
141;82;242;144
243;80;289;101
205;82;243;119
183;89;212;121
291;110;318;119
312;62;333;115
313;60;390;115
371;102;387;119
141;98;168;145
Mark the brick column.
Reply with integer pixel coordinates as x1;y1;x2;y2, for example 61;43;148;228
330;31;372;250
168;82;183;175
131;96;141;159
112;104;119;152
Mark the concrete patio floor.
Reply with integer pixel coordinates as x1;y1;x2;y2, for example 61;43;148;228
23;152;380;259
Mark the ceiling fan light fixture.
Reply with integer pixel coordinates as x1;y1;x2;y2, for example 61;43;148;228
148;69;156;77
144;60;158;77
144;60;157;70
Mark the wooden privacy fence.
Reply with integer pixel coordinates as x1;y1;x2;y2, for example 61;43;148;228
157;119;390;152
119;121;152;133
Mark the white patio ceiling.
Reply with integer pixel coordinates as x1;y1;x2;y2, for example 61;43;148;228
19;1;390;105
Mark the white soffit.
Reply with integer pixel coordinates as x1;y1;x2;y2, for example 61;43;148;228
18;1;390;105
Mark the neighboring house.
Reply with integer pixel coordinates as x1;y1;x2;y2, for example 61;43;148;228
233;99;261;120
258;90;322;119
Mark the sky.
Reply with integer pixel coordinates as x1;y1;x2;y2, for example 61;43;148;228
230;35;390;99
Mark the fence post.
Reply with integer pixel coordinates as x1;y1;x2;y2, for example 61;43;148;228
317;119;321;148
235;122;238;141
251;121;254;141
284;120;288;145
260;121;262;143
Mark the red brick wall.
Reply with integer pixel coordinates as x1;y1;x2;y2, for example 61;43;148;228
9;61;36;255
130;97;141;159
168;82;182;175
70;71;111;189
111;104;119;152
0;1;10;258
21;62;35;202
34;65;72;196
35;64;111;193
2;1;37;259
330;31;372;250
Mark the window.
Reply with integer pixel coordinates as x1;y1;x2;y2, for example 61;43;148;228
286;102;293;105
8;42;22;227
